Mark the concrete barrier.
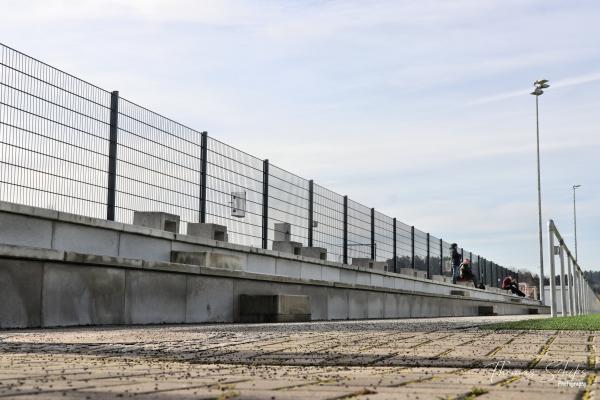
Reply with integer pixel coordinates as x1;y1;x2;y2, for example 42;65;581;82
0;200;548;328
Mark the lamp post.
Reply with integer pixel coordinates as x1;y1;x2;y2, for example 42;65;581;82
531;79;550;302
573;184;581;261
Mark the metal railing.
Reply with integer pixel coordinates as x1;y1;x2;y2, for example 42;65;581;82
0;42;522;285
546;220;599;317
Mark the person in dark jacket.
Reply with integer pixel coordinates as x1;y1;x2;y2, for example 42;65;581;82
450;243;462;284
501;275;526;297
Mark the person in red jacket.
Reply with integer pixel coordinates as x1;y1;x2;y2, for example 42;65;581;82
501;275;526;297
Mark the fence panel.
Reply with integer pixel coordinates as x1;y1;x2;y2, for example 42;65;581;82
347;199;372;262
205;136;264;247
313;184;344;262
429;235;441;276
442;240;452;277
267;164;309;247
0;44;111;219
374;211;394;264
396;221;412;269
414;228;428;272
114;98;202;232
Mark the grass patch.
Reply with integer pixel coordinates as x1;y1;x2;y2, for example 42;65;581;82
482;314;600;330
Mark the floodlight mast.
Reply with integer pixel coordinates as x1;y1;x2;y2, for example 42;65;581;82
531;79;550;302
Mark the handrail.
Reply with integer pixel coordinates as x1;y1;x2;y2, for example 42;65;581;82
547;219;598;317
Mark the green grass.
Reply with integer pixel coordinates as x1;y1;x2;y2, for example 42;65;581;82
482;314;600;330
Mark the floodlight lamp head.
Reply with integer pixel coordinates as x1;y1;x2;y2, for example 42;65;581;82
530;88;544;96
535;79;549;85
574;184;581;189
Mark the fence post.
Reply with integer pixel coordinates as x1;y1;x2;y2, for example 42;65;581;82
106;90;119;221
262;159;269;250
439;239;443;275
199;131;208;223
559;244;567;317
393;218;397;273
567;253;574;316
548;221;557;317
426;233;430;279
343;196;348;264
371;208;375;260
308;180;314;247
411;226;415;269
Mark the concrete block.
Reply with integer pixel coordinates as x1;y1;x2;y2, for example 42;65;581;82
351;258;372;268
367;292;384;319
383;293;398;318
238;294;310;322
275;258;301;279
125;270;186;324
273;222;291;242
52;222;119;257
272;240;302;256
119;233;172;261
322;266;340;282
340;269;357;285
171;251;242;271
356;272;371;286
383;276;395;289
351;258;387;271
370;274;384;288
300;246;327;260
0;212;53;248
395;277;414;291
478;305;496;316
186;276;234;322
300;263;322;281
327;288;348;320
348;291;368;319
133;211;180;233
397;295;411;318
399;268;416;277
0;259;43;328
431;274;448;283
232;280;303;318
414;270;428;279
299;286;328;320
42;264;125;327
186;223;228;242
246;254;276;275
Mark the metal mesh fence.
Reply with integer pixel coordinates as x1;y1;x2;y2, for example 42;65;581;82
374;211;393;264
396;221;412;269
429;235;441;276
205;136;264;248
114;98;202;232
0;44;111;218
268;164;309;247
347;199;372;262
414;228;428;273
0;42;520;280
312;184;344;262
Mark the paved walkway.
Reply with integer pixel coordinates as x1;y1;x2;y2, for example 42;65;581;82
0;316;597;399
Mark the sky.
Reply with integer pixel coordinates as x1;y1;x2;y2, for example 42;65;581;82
1;0;599;274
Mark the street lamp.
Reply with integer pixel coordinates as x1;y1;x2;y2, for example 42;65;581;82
531;79;550;302
573;184;581;261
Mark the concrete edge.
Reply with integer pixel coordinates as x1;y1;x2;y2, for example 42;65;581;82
0;243;545;309
0;200;525;301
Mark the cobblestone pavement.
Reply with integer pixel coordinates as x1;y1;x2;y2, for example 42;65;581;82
0;315;598;399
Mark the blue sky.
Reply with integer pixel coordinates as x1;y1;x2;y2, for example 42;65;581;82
2;0;599;274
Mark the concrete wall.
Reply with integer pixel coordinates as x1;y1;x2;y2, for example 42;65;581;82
0;201;541;307
0;201;548;328
0;245;547;329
